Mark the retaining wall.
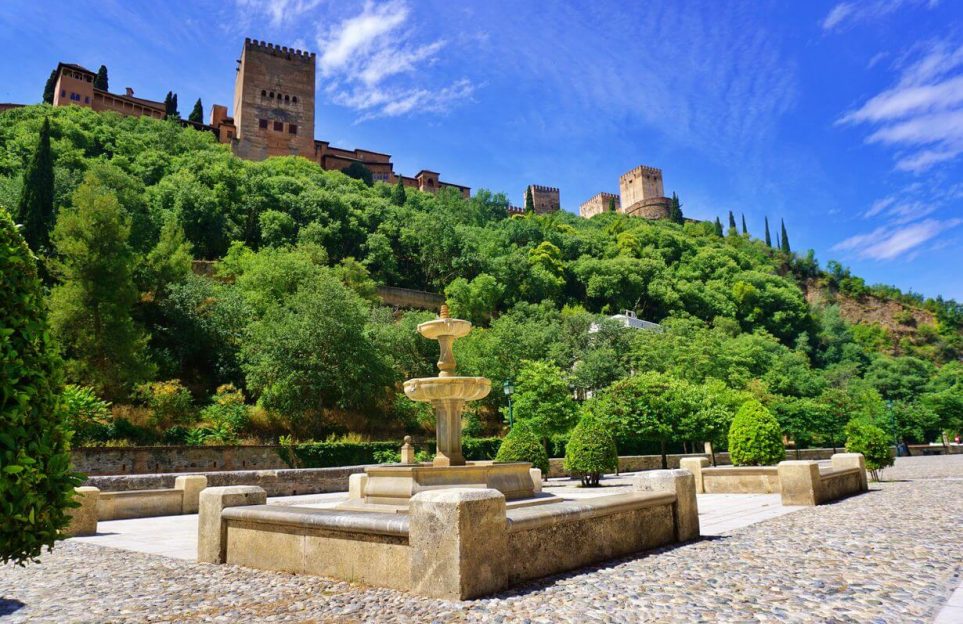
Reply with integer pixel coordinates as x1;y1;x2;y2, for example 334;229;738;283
72;445;287;476
84;465;367;497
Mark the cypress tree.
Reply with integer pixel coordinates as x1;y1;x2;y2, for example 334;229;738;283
741;213;748;235
188;98;204;123
608;196;616;212
669;192;684;224
714;217;723;237
15;118;55;254
171;93;179;118
164;91;180;119
764;217;772;247
728;210;737;231
391;177;407;206
94;65;109;91
525;187;535;214
42;68;58;104
780;219;791;253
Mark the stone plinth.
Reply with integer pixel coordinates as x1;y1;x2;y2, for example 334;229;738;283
410;488;508;600
198;485;267;563
349;461;535;508
634;468;700;541
64;486;100;537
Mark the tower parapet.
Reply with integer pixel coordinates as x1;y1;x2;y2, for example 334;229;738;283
580;192;621;218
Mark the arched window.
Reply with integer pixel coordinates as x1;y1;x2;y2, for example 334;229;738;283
261;90;266;97
269;91;275;98
284;95;289;102
292;96;298;103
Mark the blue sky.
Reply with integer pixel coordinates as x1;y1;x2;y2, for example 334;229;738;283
2;0;962;300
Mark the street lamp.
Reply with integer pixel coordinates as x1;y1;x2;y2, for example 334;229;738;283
888;400;899;456
502;379;515;429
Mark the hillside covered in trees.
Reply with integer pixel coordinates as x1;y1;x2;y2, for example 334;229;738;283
3;104;962;453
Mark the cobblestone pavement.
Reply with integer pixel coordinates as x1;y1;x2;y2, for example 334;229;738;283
1;457;961;623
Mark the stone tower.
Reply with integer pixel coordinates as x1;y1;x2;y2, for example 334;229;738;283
233;38;316;161
619;165;670;219
524;185;560;214
579;192;620;218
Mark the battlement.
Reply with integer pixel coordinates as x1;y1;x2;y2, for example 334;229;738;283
244;38;316;60
619;164;662;181
529;184;559;193
588;192;619;201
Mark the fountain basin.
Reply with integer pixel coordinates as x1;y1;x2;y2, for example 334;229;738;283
403;376;491;402
416;317;473;340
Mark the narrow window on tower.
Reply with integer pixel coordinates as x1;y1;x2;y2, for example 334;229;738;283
259;118;268;129
292;96;298;103
273;121;283;131
289;124;297;135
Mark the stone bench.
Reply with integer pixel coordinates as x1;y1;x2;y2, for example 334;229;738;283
64;475;208;535
681;453;868;506
198;469;700;600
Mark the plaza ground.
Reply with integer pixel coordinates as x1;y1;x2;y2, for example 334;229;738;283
1;455;961;623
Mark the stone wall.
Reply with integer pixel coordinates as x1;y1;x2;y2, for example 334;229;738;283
84;465;366;497
72;445;288;476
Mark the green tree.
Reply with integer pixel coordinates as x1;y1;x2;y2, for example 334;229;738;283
94;65;109;91
780;219;790;253
48;173;153;399
494;425;549;474
164;91;179;119
728;211;737;233
508;360;578;439
844;418;894;481
564;414;618;486
741;213;748;235
391;178;407;206
15;117;55;254
764;216;772;247
714;216;723;236
668;192;683;224
445;273;503;326
188;98;203;123
142;217;192;296
0;207;81;564
342;162;373;186
242;271;393;435
525;187;535;214
608;196;617;213
727;399;784;466
42;68;58;104
259;209;297;247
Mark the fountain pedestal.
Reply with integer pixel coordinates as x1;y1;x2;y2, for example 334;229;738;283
339;305;540;511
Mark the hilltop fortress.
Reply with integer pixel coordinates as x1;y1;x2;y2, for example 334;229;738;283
52;39;469;197
50;38;673;217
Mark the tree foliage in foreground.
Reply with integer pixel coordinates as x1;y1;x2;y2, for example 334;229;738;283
0;208;80;564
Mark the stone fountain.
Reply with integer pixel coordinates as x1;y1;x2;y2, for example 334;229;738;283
341;305;536;510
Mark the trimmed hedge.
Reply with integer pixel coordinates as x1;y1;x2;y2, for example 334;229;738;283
844;419;893;481
280;437;502;468
494;427;549;474
564;417;618;487
727;400;785;466
0;208;81;564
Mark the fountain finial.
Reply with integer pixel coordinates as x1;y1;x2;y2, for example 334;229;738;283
440;304;449;319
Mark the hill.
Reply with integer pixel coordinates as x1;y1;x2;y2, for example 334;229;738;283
2;104;961;449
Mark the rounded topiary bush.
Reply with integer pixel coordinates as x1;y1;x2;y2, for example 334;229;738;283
0;207;80;564
494;426;549;475
564;416;618;487
727;399;785;466
844;418;894;481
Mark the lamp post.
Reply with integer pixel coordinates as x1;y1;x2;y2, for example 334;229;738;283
888;399;899;456
502;379;515;429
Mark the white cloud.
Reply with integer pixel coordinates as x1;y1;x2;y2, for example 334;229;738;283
833;218;962;260
839;40;963;172
235;0;323;27
316;1;472;120
821;0;939;32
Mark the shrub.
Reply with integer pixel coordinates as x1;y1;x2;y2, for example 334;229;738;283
62;385;111;445
136;380;194;428
0;207;81;564
494;426;549;474
564;417;618;487
200;384;249;434
844;419;894;481
727;400;785;466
